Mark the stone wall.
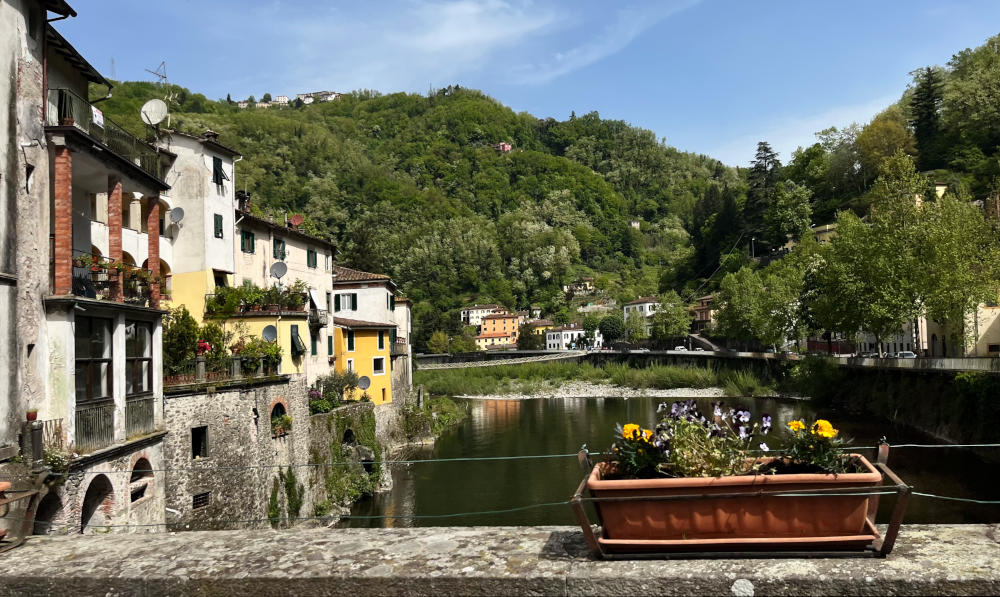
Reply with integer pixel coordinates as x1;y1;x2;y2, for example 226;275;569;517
306;402;383;514
34;435;167;536
161;376;311;530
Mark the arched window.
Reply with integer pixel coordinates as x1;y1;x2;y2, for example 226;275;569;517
80;474;114;534
129;458;153;503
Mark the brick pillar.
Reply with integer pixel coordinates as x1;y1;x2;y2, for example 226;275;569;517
108;176;123;301
147;198;160;308
53;146;73;295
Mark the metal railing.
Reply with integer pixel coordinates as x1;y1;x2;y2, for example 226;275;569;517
309;308;328;327
74;400;114;453
391;341;409;357
41;418;65;450
125;396;155;438
164;356;282;387
47;88;163;181
69;250;153;306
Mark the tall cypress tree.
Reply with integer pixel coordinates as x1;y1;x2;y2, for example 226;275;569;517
908;67;944;171
743;141;782;240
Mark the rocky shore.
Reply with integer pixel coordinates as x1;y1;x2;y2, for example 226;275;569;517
458;380;726;400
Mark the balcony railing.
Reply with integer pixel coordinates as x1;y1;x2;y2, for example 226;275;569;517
125;396;155;438
70;251;153;307
75;400;114;453
164;356;282;387
391;340;409;357
308;308;328;327
47;88;164;181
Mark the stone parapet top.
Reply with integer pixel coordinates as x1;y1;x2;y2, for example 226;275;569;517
2;525;999;595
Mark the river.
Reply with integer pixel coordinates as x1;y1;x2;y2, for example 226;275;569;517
343;395;1000;527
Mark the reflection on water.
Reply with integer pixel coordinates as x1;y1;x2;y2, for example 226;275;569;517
344;396;1000;527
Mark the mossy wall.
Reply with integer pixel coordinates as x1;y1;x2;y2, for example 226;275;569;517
307;402;383;516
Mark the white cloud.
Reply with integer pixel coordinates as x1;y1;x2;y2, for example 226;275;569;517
705;94;900;167
509;1;699;85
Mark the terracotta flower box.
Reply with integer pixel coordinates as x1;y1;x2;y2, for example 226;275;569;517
579;453;890;555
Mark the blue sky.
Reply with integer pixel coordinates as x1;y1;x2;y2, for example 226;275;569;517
59;1;1000;166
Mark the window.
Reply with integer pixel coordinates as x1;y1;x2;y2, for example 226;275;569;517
337;293;357;311
193;492;210;509
325;254;331;271
125;321;153;396
378;331;386;350
307;248;317;268
989;344;1000;353
350;293;358;310
373;357;385;375
214;214;224;238
212;156;228;185
75;317;113;402
334;294;340;312
213;271;228;288
273;238;286;260
326;292;332;311
311;330;318;356
346;330;355;352
328;335;334;355
191;426;208;459
240;230;255;253
346;358;354;372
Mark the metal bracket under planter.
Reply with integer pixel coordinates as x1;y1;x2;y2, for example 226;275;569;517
570;443;911;560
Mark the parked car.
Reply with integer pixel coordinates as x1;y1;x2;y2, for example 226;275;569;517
896;351;917;359
694;347;705;351
673;346;687;351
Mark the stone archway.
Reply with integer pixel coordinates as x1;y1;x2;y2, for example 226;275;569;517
33;491;63;535
80;474;115;534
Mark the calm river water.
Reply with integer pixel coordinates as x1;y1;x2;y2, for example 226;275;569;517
343;395;1000;527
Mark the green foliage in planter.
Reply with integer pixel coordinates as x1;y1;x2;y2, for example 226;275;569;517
241;281;266;309
271;413;293;435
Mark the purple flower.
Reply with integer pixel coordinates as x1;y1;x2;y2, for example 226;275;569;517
759;442;770;452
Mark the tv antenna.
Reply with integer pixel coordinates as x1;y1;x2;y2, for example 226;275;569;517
145;61;177;107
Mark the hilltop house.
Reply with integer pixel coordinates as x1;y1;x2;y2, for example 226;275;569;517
460;303;507;329
546;324;601;350
2;0;172;536
475;313;518;350
562;277;595;295
623;297;659;334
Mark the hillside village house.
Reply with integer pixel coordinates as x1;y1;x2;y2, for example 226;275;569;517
460;303;507;329
546;324;602;350
624;297;659;334
231;194;336;386
475;313;519;350
2;0;171;536
532;319;556;335
331;265;412;404
562;277;595;295
692;295;715;332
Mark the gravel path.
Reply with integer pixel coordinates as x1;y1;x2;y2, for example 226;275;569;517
458;380;726;401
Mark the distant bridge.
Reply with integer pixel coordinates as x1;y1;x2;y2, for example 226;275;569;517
417;351;586;370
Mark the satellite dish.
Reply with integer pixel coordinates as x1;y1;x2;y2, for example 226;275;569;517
262;325;277;342
269;262;287;280
357;376;371;390
140;99;168;126
289;214;304;227
169;207;185;223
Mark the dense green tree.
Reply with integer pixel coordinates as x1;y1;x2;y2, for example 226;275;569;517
763;181;813;247
649;291;693;343
517;324;544;350
261;93;272;103
427;331;450;354
448;326;479;353
909;66;945;170
599;313;625;344
743;141;782;239
624;310;649;341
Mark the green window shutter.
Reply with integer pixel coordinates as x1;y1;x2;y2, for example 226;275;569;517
390;295;395;311
391;330;397;344
347;330;355;352
307;249;316;268
212;156;223;184
239;230;245;252
351;293;358;310
214;214;223;238
378;331;385;350
334;294;341;312
273;238;286;259
327;335;333;355
311;331;318;356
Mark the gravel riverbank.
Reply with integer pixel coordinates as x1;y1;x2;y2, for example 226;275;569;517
458;381;726;401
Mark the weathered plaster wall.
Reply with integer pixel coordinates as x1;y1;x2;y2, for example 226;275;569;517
162;376;311;530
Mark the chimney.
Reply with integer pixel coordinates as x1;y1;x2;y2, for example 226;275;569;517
203;129;220;141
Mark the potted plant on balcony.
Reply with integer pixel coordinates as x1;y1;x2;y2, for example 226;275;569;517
284;279;308;311
244;284;265;312
271;413;292;438
264;287;282;312
578;401;889;555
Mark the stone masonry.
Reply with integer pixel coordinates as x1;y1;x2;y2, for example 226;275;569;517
0;525;997;596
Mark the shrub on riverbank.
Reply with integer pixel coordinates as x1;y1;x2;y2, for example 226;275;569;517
402;396;469;439
414;361;772;397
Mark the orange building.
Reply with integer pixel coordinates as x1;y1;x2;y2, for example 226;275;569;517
480;313;519;342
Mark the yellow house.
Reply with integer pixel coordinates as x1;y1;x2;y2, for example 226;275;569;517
333;317;396;404
531;319;555;335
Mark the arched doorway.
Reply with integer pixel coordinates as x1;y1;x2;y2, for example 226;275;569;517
80;474;115;534
129;458;153;503
33;491;63;535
